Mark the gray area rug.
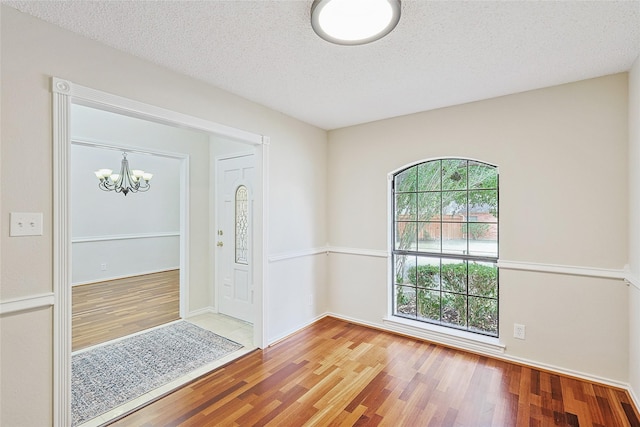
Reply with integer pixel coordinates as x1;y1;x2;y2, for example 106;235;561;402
72;321;243;426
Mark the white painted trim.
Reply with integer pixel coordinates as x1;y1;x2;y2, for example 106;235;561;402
326;247;628;281
494;353;630;390
179;155;190;320
387;156;500;177
72;232;179;243
498;259;626;280
267;246;389;262
382;316;505;354
0;293;55;315
71;137;187;160
625;273;640;291
71;268;180;286
52;80;72;427
185;306;218;318
629;386;640;417
268;246;329;262
328;246;389;258
53;78;262;145
256;136;270;349
266;312;328;346
387;175;395;329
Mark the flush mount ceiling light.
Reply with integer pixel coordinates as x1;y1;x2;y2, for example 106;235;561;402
311;0;401;45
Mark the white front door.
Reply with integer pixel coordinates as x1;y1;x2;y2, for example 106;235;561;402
216;154;255;323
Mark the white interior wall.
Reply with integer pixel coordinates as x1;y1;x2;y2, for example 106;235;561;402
71;142;181;284
0;7;328;426
266;117;328;342
628;55;640;403
327;74;630;383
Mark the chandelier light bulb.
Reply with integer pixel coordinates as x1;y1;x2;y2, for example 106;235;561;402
98;169;112;178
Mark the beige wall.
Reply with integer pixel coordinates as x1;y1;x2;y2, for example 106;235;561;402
0;6;327;426
629;56;640;401
327;74;630;381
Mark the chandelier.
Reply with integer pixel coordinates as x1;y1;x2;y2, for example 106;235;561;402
94;152;153;196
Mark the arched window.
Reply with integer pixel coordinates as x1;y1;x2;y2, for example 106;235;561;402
392;159;499;336
235;185;249;265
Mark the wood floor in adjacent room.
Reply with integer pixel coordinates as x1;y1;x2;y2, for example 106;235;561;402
109;316;640;427
72;270;180;351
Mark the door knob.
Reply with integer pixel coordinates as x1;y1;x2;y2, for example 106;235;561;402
217;241;224;247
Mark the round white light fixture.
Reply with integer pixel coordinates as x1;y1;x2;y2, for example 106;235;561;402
311;0;401;46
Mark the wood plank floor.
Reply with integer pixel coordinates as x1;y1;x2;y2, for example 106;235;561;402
109;316;640;427
72;270;180;351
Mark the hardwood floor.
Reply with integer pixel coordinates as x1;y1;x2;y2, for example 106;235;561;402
109;316;640;427
72;270;180;351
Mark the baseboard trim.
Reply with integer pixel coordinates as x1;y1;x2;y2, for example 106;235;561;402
266;313;328;346
0;292;55;315
185;307;218;318
629;386;640;419
493;353;629;390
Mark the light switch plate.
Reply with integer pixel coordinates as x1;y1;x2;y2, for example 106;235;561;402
10;212;43;236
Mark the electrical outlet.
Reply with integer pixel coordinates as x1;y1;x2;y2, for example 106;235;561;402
309;294;313;306
513;323;526;340
101;263;107;271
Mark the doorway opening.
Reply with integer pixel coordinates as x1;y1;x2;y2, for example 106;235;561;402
53;78;269;427
70;139;184;353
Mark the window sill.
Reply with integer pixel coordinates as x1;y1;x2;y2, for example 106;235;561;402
382;316;506;355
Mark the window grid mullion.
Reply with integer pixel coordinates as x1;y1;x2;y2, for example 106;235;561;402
465;161;469;329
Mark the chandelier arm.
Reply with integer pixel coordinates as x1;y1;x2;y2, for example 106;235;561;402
98;179;113;192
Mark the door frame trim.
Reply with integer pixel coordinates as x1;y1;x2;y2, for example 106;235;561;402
52;77;269;427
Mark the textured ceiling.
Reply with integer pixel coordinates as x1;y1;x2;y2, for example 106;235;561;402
3;0;640;130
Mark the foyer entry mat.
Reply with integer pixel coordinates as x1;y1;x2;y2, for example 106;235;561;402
72;321;242;426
